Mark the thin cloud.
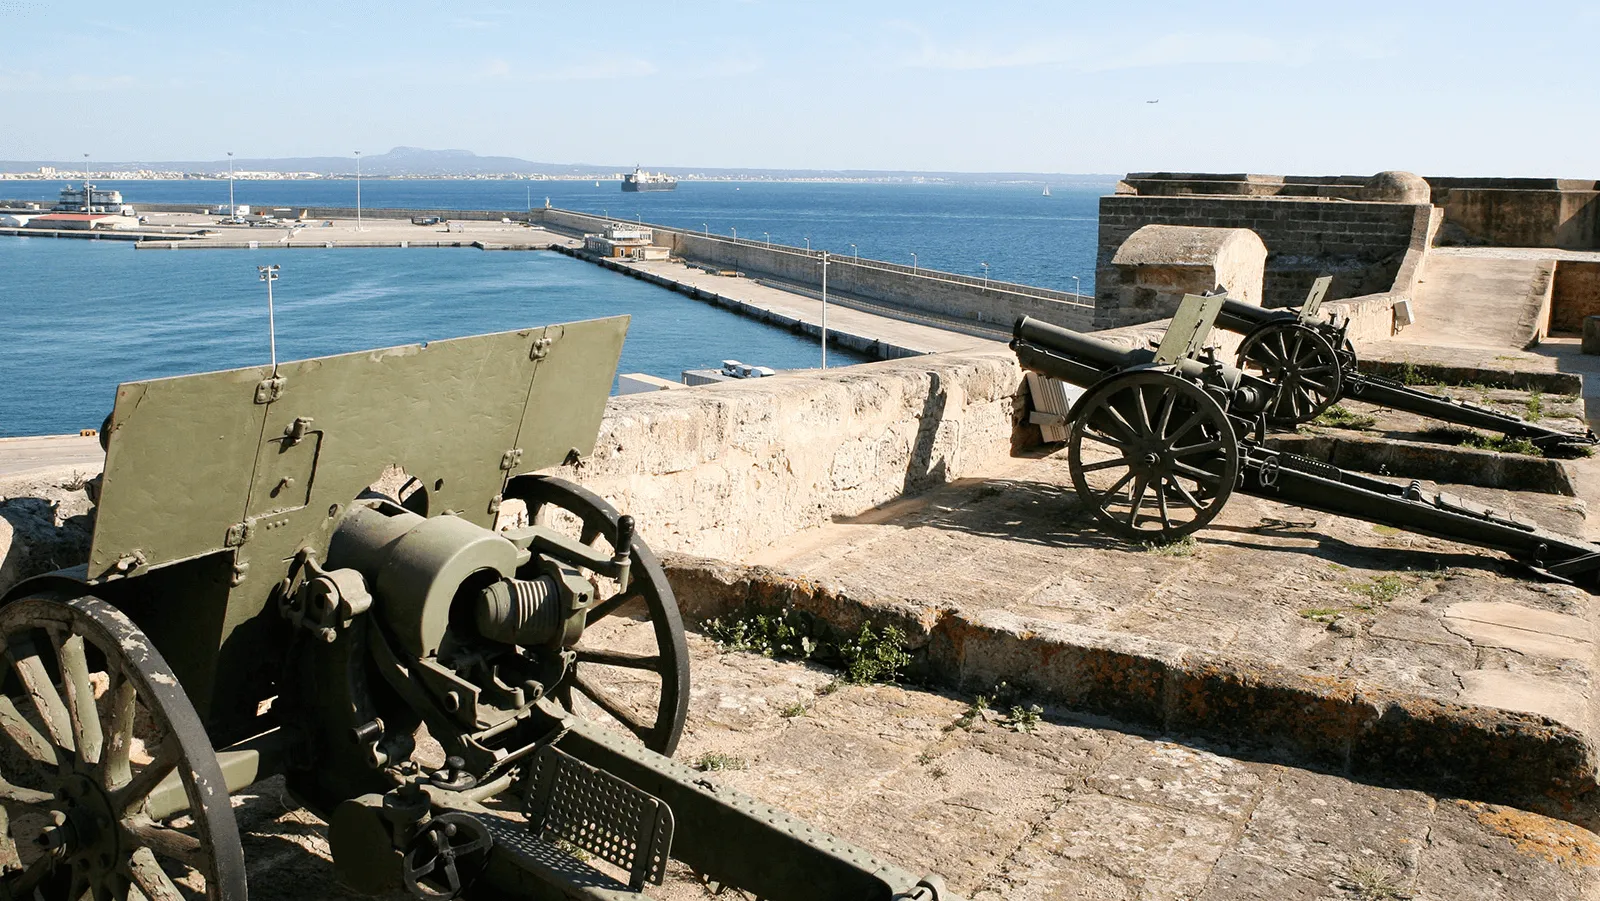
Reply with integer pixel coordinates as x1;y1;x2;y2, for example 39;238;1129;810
534;56;658;82
888;22;1392;73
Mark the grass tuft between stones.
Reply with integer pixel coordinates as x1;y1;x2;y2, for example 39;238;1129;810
702;607;911;685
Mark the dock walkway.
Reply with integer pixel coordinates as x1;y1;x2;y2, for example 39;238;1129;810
584;254;1000;359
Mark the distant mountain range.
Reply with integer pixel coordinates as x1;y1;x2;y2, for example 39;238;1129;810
0;146;1111;183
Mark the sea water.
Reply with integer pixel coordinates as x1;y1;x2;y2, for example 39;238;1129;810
0;179;1110;437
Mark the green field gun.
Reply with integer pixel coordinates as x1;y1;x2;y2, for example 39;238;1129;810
1013;293;1600;584
1215;276;1596;452
0;315;957;900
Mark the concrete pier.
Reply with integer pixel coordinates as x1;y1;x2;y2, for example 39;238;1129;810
569;250;999;358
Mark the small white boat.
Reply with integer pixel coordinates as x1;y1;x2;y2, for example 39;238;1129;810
1042;185;1052;197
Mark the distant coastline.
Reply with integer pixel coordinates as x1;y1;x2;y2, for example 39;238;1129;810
0;145;1117;186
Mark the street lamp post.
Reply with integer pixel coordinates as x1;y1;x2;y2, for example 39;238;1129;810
82;154;90;209
1071;275;1081;298
731;227;737;239
981;262;989;286
227;151;235;218
354;151;362;231
763;232;770;247
910;252;917;273
849;244;857;260
703;222;709;236
820;251;829;369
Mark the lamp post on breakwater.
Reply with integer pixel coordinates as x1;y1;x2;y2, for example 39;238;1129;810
354;151;363;232
804;235;810;251
849;244;856;260
910;252;917;273
820;251;830;369
227;152;235;218
763;232;770;247
1071;275;1081;298
981;262;989;286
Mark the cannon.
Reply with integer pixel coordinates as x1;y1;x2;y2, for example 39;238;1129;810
1013;295;1600;583
1214;276;1596;451
0;316;957;900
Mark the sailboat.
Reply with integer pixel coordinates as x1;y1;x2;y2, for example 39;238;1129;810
1042;185;1052;197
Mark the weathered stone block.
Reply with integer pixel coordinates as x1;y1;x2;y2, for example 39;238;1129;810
1582;314;1600;354
1094;224;1267;328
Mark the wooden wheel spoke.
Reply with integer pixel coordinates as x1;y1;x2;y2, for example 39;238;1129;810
53;632;104;766
572;647;663;672
1134;386;1155;437
0;774;53;804
1078;456;1132;473
1097;470;1137;503
10;645;75;754
1168;408;1207;443
1173;462;1222;485
588;592;642;623
1165;476;1203;511
1170;439;1224;458
110;737;179;817
0;695;59;766
570;671;653;738
125;846;185;901
1126;475;1152;526
1081;427;1132;452
5;852;56;895
124;817;207;868
1154;388;1177;438
1156;484;1173;527
102;673;138;791
1095;406;1141;444
1109;399;1146;439
579;522;604;547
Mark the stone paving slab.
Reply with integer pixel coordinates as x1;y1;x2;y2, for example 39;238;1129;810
226;638;1600;900
664;449;1600;823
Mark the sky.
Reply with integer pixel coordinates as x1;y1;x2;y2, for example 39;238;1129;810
0;0;1593;177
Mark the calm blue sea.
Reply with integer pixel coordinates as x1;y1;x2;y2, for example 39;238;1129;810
0;179;1111;437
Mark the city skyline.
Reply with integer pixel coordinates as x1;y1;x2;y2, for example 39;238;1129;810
0;0;1593;178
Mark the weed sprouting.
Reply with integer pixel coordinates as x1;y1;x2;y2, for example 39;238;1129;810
839;623;911;685
703;608;910;686
1143;535;1198;557
1313;405;1377;430
694;753;748;772
1350;575;1407;608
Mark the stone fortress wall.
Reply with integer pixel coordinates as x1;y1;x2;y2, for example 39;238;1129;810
1094;171;1440;328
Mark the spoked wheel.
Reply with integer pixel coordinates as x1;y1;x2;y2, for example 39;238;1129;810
502;476;691;756
0;594;246;900
1235;322;1344;426
1068;371;1239;541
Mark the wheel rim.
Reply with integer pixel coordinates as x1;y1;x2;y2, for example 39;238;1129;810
1068;372;1238;541
1236;323;1344;426
0;595;246;900
503;476;690;757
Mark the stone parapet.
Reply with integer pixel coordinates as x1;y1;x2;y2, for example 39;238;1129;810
543;349;1029;560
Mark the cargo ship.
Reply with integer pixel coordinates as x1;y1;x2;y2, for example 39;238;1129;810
621;166;677;192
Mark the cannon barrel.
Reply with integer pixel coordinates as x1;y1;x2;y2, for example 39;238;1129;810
1012;315;1272;414
1012;315;1155;390
1014;315;1146;372
1215;297;1293;334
